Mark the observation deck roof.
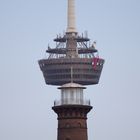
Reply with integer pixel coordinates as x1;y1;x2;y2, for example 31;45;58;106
58;83;86;89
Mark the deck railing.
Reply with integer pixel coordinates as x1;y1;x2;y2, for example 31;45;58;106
54;99;90;106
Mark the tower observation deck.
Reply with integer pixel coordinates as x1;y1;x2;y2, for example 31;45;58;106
38;0;104;86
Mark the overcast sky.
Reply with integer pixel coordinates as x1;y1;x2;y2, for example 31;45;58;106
0;0;140;140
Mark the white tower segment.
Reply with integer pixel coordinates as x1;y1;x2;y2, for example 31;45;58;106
53;83;90;106
67;0;77;33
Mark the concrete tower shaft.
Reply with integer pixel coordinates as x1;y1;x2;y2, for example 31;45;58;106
66;0;78;58
67;0;77;33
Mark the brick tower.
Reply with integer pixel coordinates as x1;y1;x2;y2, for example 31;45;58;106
38;0;104;140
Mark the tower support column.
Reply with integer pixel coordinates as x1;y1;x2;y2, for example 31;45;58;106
52;105;92;140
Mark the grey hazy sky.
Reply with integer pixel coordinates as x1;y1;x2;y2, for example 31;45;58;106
0;0;140;140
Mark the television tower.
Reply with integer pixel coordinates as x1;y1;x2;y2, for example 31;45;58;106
38;0;104;140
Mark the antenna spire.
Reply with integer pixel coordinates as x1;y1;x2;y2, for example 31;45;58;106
67;0;77;33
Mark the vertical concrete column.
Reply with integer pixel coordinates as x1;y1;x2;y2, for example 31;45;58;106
67;0;77;33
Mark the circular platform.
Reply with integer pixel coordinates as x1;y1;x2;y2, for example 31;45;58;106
46;47;97;54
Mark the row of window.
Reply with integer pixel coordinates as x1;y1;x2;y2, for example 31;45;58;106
40;60;92;66
46;68;96;74
59;122;85;128
46;74;99;79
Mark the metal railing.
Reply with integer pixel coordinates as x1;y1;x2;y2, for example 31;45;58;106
54;99;90;106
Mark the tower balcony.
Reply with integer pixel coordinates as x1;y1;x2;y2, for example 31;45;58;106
54;99;90;106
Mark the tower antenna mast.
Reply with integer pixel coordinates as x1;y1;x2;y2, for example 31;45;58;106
67;0;77;33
